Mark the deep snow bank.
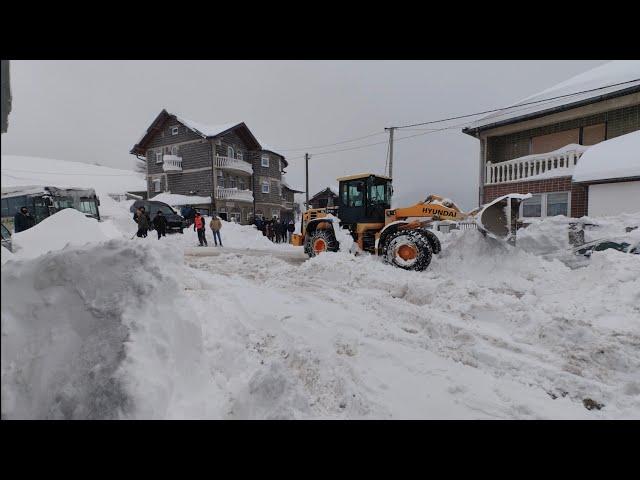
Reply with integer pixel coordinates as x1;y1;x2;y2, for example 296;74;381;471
1;240;221;419
10;208;123;259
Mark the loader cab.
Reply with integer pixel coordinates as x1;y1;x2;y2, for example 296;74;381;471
337;173;392;225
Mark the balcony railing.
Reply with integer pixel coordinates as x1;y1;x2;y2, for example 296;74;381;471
214;155;253;175
485;145;589;185
215;186;254;203
162;155;182;172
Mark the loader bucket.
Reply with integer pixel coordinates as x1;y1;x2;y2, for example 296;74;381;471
474;194;531;243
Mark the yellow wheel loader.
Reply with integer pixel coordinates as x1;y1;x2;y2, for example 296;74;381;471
291;173;529;271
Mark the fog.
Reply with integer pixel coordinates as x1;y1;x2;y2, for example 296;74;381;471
1;60;606;210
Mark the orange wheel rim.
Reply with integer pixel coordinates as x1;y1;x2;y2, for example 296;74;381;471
313;238;327;253
397;244;417;261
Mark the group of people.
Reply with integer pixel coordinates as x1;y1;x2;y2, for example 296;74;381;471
193;211;223;247
254;217;295;243
133;206;168;240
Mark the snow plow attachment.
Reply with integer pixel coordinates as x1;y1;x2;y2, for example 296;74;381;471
473;193;531;243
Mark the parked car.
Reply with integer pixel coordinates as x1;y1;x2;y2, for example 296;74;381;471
130;200;186;233
1;223;12;252
572;237;640;257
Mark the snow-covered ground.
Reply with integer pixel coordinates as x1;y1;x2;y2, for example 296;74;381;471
2;188;639;419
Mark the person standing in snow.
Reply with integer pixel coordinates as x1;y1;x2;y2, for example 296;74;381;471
209;214;223;247
134;207;151;238
287;219;295;243
152;210;168;240
194;211;207;246
14;206;35;233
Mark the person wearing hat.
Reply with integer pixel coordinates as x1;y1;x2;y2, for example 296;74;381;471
14;206;36;233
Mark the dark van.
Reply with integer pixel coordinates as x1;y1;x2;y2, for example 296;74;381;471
130;200;186;233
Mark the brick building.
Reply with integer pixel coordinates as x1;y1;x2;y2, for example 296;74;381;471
130;110;295;224
463;61;640;219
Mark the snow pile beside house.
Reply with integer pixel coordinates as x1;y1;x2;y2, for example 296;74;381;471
573;130;640;182
1;240;224;419
10;208;123;259
1;155;145;197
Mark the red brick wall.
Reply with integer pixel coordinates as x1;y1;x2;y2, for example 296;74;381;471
483;176;588;218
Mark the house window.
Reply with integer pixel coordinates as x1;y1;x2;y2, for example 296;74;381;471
153;179;161;193
261;155;269;167
155;151;163;164
262;181;270;194
228;177;236;189
271;209;279;219
237;151;244;161
239;178;246;190
521;194;542;218
546;192;569;217
227;146;235;159
520;192;570;219
171;145;178;155
217;172;224;188
171;126;179;136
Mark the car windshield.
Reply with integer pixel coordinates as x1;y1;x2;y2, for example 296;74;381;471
151;204;175;215
1;223;10;239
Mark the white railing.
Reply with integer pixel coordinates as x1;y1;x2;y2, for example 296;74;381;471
214;155;253;175
162;155;182;172
215;186;254;203
485;147;588;185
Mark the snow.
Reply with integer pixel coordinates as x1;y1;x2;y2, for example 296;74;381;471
1;245;14;264
10;208;123;259
174;115;241;139
149;192;211;206
572;131;640;183
1;155;145;197
468;61;640;130
2;173;640;419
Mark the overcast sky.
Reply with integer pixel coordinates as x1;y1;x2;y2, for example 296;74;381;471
1;60;607;210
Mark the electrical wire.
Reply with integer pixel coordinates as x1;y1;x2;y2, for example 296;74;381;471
390;78;640;129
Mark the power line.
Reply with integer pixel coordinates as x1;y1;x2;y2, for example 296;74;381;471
390;78;640;129
273;131;386;152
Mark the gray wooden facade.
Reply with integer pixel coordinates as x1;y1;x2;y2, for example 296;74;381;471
130;110;293;224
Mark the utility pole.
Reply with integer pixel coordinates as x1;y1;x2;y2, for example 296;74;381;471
305;153;310;210
385;127;395;179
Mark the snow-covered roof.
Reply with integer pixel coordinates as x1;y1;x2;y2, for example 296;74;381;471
465;61;640;132
175;116;242;139
280;177;304;193
572;130;640;183
149;192;211;206
1;155;146;196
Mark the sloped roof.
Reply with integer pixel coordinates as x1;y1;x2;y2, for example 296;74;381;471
464;61;640;134
573;130;640;183
130;110;261;155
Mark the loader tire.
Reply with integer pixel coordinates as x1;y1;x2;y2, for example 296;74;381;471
384;230;432;271
305;229;339;257
419;229;441;255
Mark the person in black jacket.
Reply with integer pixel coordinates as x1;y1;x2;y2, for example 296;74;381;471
14;207;36;233
152;210;168;239
287;219;295;243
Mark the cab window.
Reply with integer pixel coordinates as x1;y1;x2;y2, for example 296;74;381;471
347;181;365;207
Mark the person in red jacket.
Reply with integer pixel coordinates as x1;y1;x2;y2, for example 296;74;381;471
193;212;208;246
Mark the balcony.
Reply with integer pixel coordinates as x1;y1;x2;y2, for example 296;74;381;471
484;145;589;185
214;155;253;175
215;186;254;203
162;155;182;172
